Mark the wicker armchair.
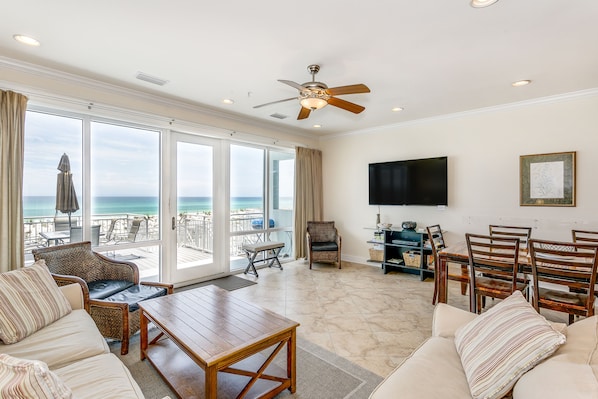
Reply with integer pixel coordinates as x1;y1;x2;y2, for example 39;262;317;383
306;221;342;269
32;241;173;355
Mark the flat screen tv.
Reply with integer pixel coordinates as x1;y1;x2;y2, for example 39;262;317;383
368;156;448;206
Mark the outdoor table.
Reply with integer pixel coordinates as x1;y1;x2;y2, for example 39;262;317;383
39;230;70;246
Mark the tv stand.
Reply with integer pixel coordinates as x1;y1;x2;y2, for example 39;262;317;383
382;229;433;281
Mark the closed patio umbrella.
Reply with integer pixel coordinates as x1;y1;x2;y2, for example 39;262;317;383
55;153;79;228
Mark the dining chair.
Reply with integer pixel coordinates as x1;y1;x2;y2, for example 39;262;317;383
426;225;468;305
529;238;598;324
465;233;528;314
489;225;532;249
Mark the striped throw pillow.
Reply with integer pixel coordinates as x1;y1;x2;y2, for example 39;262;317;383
0;260;72;344
454;291;566;399
0;354;72;398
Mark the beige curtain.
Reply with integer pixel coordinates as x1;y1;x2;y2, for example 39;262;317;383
0;90;28;272
294;146;323;259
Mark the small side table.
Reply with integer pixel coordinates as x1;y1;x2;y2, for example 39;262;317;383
242;241;285;277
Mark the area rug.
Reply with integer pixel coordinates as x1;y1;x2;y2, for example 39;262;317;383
179;275;257;292
111;333;382;399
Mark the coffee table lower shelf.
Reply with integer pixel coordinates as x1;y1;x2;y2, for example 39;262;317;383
144;338;290;399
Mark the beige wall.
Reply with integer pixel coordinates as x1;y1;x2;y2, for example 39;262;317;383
319;92;598;264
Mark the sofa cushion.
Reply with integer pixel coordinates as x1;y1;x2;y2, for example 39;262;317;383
369;336;471;399
0;354;72;399
513;315;598;399
0;309;109;369
88;279;135;300
454;291;566;399
102;284;168;312
0;261;72;344
53;353;144;399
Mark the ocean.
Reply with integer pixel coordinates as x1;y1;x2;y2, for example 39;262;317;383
23;196;292;219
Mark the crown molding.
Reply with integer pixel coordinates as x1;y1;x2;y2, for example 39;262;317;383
0;56;314;141
324;87;598;140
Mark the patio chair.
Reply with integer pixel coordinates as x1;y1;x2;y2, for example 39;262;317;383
32;241;173;355
306;221;342;269
69;225;101;246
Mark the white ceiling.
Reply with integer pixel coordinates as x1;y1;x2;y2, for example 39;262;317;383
2;1;598;136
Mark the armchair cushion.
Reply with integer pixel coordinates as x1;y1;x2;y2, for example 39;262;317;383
311;242;339;252
0;261;72;344
102;284;168;312
0;354;72;399
88;280;135;300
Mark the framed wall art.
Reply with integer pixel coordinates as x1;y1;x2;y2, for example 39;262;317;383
520;151;576;207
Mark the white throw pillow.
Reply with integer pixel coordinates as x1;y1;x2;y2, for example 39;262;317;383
0;260;72;344
454;291;566;399
0;354;72;398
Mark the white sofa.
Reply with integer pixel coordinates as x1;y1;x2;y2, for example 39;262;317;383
369;302;598;399
0;281;161;398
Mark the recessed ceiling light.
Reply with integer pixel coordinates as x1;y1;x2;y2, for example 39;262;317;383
470;0;499;8
392;107;404;112
222;98;234;105
13;34;40;47
313;124;321;128
512;80;532;87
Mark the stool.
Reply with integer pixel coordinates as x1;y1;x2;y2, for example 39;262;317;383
242;241;285;277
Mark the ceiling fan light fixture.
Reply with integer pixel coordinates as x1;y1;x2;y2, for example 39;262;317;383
299;92;328;110
470;0;499;8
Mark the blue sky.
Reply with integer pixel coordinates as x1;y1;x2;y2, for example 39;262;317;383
23;111;293;198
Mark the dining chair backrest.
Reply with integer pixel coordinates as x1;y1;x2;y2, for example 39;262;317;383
572;229;598;250
528;239;598;321
489;225;532;249
426;225;445;260
466;233;521;287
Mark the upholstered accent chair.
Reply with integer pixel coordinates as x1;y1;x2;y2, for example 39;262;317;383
32;241;173;355
306;221;342;269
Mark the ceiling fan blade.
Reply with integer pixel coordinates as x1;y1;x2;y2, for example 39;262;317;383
297;107;311;120
278;79;307;92
327;97;365;114
253;97;297;109
326;84;370;96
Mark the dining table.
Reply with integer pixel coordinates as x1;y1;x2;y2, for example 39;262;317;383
437;241;531;310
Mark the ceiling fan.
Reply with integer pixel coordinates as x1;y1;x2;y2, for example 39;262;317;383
253;64;370;120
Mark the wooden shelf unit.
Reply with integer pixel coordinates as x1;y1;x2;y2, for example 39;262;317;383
381;229;433;281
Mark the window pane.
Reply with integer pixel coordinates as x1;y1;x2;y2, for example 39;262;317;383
230;145;264;270
90;121;160;250
23;111;83;253
269;151;294;258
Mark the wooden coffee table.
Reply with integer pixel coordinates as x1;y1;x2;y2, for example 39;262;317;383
139;285;300;398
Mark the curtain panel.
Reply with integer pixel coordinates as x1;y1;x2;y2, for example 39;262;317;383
0;90;28;272
294;146;323;259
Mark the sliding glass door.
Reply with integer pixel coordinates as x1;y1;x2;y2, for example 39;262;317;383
168;132;224;283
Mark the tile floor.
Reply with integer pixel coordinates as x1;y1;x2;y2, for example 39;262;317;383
232;260;471;377
233;259;571;378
